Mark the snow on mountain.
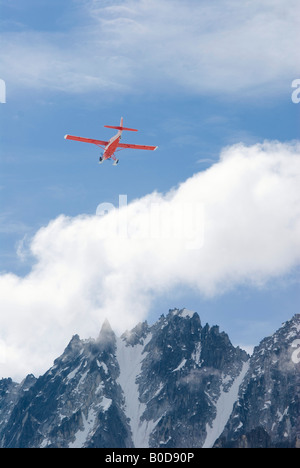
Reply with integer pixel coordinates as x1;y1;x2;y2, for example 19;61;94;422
203;361;249;448
0;309;298;448
116;327;153;448
214;314;300;448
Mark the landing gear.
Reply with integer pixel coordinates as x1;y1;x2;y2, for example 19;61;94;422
113;159;119;166
99;155;104;164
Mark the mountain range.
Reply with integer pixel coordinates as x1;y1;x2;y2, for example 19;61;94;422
0;308;299;448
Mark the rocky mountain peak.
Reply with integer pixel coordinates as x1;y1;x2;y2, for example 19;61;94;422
215;313;300;448
0;311;298;448
96;318;116;354
121;321;149;346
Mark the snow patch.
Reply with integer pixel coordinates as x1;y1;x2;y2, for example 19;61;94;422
100;396;112;412
172;359;187;372
69;409;97;448
116;333;155;448
97;360;108;373
202;361;249;448
180;308;195;319
66;365;80;381
191;342;201;365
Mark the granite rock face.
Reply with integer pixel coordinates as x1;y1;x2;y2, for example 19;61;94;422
0;310;298;448
214;314;300;448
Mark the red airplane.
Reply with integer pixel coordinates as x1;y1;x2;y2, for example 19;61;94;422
64;117;158;165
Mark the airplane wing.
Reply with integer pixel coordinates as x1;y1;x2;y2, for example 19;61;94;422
118;142;158;151
64;135;108;147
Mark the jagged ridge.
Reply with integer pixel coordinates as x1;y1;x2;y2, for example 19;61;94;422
0;310;299;448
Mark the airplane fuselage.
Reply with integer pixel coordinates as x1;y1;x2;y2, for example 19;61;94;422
103;131;121;160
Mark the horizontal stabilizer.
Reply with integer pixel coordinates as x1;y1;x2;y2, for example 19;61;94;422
104;125;138;132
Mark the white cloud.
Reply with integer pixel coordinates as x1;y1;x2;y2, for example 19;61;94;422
1;0;299;97
0;140;300;380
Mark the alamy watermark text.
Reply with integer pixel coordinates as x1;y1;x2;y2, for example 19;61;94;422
291;79;300;103
96;195;205;250
0;79;6;104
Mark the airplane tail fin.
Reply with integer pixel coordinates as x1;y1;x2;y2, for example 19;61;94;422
104;117;138;132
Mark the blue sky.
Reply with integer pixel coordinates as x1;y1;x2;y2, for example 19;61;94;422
0;0;299;379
